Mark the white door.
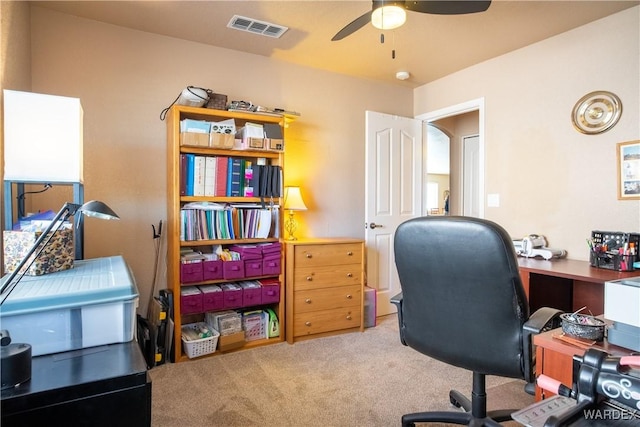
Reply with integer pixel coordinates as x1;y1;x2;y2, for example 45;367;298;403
365;111;423;316
463;135;480;217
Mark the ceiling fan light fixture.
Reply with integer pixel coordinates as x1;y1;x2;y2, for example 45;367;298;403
371;4;406;30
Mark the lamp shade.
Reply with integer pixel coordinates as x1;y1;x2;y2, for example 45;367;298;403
283;187;307;211
3;90;83;183
78;200;120;220
371;4;407;30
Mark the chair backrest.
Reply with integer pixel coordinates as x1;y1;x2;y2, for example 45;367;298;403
394;216;529;379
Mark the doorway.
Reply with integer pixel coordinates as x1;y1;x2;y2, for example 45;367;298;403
425;124;450;215
417;98;485;219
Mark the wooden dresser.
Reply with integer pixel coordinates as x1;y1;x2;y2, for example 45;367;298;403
285;238;365;343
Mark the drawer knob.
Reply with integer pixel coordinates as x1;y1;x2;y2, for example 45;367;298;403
306;276;313;281
305;321;311;327
305;298;312;304
346;294;352;299
306;253;313;258
346;315;352;320
347;251;353;256
347;273;353;278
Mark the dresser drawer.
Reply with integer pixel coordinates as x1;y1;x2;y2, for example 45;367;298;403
293;307;362;337
285;239;365;344
293;265;362;290
294;285;361;313
293;243;362;267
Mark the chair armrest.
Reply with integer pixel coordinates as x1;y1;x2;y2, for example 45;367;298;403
390;292;407;346
522;307;564;383
524;307;564;334
390;292;403;306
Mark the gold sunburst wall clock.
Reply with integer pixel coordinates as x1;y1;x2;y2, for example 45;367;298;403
572;91;622;134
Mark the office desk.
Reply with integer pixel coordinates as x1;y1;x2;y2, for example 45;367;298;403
517;258;640;313
533;326;634;402
1;341;151;427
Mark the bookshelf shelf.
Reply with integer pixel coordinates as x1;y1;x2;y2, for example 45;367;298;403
180;147;281;159
166;105;286;362
180;196;278;203
180;238;280;247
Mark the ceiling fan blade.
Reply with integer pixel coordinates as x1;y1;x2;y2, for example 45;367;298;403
405;1;491;15
331;11;372;41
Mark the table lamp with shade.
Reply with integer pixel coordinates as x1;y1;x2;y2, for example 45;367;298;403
0;200;119;390
283;186;307;241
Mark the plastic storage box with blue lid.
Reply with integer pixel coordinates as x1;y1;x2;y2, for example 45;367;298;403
0;256;138;356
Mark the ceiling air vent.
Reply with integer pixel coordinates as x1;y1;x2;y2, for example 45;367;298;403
227;15;288;38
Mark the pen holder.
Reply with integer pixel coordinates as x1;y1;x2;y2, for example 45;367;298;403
588;230;639;271
589;251;636;271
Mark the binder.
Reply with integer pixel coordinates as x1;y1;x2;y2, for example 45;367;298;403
214;156;228;197
271;165;281;197
243;160;253;197
264;165;281;197
251;164;263;197
204;156;216;197
179;154;187;196
185;153;195;196
227;157;243;197
193;156;206;196
264;165;273;197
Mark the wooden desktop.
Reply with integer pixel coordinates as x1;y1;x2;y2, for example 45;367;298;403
518;257;640;402
517;257;640;314
533;326;635;402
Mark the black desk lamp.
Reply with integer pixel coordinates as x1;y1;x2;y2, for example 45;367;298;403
0;200;119;389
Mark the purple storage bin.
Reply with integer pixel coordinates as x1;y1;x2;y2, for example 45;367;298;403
239;281;262;307
199;285;224;311
244;260;263;278
181;261;204;284
230;244;262;260
262;255;281;276
223;260;245;280
203;260;223;281
259;279;280;304
181;286;203;314
220;283;243;309
258;242;282;255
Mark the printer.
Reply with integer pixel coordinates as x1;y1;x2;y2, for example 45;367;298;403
604;276;640;351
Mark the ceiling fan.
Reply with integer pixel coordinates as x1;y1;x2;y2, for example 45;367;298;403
331;1;492;41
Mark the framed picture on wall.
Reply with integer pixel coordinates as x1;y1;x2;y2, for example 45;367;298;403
617;140;640;200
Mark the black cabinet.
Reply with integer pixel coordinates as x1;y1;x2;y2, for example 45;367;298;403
1;341;151;426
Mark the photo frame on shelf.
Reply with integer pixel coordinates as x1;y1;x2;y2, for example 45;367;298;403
617;140;640;200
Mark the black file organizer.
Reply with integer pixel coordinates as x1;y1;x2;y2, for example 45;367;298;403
589;230;639;271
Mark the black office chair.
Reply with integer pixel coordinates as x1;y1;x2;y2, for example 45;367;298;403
392;216;562;427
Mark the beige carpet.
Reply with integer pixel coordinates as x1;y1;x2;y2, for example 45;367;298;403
149;315;533;426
